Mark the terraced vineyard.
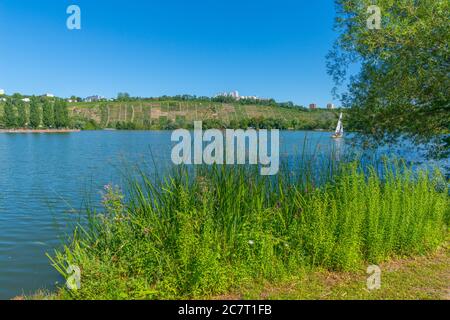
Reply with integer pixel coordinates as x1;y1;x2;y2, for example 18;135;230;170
69;100;338;130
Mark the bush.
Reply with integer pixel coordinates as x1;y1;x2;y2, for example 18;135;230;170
115;121;137;130
82;119;100;130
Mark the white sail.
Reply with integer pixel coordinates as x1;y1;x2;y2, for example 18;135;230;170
334;113;343;136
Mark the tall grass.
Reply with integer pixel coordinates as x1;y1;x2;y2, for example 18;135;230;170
49;160;449;299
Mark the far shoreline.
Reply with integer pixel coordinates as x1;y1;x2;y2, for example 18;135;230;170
0;128;338;134
0;128;81;134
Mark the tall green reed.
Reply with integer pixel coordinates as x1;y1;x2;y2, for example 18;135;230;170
49;159;449;299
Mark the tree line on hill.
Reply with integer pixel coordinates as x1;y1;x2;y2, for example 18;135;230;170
1;97;70;129
114;116;335;131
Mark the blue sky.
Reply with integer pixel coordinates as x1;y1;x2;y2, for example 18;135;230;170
0;0;346;107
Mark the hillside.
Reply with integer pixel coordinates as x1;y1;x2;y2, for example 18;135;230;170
0;99;339;130
69;100;338;130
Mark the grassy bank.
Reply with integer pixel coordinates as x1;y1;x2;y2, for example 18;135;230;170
218;244;450;300
48;161;449;299
28;244;449;300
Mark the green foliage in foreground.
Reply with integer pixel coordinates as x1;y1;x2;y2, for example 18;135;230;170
49;162;449;299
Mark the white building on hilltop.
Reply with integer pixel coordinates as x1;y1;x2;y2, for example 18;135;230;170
230;90;240;99
216;90;266;101
44;93;55;98
85;95;106;102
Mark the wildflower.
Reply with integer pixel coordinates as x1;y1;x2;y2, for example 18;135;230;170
101;183;125;216
248;240;255;245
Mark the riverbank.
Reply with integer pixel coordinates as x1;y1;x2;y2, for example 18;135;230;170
45;161;448;300
23;244;450;300
0;129;81;133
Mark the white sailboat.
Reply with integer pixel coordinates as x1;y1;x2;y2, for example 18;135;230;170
332;112;344;139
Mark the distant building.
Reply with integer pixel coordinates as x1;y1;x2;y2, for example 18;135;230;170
309;103;317;110
241;95;259;100
216;90;267;101
327;103;335;110
0;89;5;95
85;95;105;102
44;93;55;98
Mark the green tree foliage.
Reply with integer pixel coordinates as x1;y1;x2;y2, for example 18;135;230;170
112;116;333;131
70;95;82;102
42;99;55;128
54;99;70;128
3;99;17;128
16;101;28;128
115;121;137;130
82;119;100;130
29;98;41;128
11;93;23;100
328;0;450;157
117;92;131;102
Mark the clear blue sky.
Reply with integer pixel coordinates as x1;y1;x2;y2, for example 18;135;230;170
0;0;346;107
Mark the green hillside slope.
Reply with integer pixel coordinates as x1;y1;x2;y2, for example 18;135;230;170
69;100;338;130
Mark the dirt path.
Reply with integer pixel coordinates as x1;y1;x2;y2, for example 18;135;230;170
131;105;135;122
105;105;110;127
